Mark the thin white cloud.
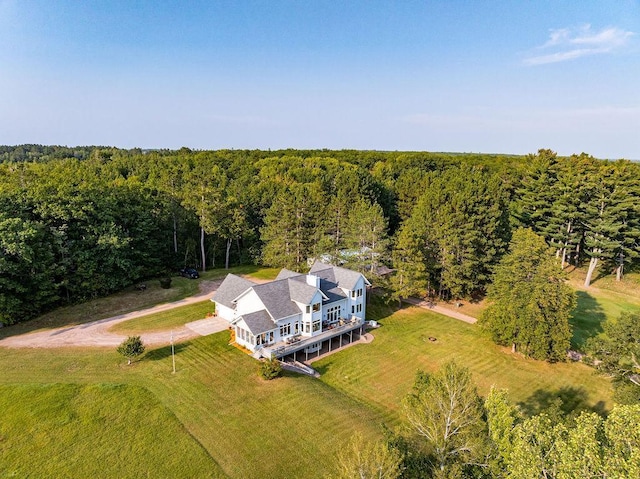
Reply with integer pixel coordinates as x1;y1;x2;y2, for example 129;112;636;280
524;24;634;66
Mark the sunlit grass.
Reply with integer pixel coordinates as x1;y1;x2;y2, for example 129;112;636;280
315;297;613;421
109;300;215;334
0;383;222;478
0;335;383;479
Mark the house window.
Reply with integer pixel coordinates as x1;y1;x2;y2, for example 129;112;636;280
306;305;310;314
357;288;363;298
351;305;355;314
280;324;291;337
356;304;362;313
312;302;321;312
312;320;321;332
304;322;311;333
294;322;300;334
351;290;356;298
326;305;341;323
256;331;274;345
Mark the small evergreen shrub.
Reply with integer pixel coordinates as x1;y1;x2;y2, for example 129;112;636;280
117;336;146;365
259;357;282;380
159;277;172;289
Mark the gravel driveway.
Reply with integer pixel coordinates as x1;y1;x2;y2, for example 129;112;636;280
0;279;229;349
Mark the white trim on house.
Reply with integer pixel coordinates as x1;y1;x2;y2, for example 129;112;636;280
211;262;369;355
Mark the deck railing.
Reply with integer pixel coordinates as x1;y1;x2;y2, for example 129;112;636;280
265;317;364;358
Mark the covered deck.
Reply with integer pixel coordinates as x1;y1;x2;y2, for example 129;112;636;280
262;317;365;361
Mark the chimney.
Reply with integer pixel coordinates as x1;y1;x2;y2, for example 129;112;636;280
306;274;320;288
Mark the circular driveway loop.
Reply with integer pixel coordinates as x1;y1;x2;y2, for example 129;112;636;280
0;280;229;349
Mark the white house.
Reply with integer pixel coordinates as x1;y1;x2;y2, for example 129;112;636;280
211;261;370;360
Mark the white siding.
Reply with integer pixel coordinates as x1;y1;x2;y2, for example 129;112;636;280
234;290;265;316
216;303;236;322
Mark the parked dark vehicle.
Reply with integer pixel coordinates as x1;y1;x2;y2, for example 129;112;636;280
180;268;199;279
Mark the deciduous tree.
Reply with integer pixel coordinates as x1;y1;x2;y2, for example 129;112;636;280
332;432;403;479
402;361;488;477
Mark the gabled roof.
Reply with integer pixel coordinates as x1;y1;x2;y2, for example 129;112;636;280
212;264;368;324
318;277;347;304
287;278;321;304
251;280;302;320
211;274;256;309
310;261;370;291
237;310;275;335
275;268;301;280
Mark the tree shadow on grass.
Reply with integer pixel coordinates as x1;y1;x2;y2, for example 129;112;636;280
518;386;607;418
570;291;606;351
145;342;189;361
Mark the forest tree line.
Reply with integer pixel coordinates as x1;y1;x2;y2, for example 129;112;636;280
1;145;639;328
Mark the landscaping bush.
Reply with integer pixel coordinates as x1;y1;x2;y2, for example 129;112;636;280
159;277;172;289
117;336;146;365
259;357;282;380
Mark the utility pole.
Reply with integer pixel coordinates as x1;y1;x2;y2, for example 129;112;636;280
171;330;176;374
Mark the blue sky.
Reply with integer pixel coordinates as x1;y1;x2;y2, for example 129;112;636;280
1;1;639;158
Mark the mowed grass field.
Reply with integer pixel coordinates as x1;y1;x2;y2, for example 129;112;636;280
0;265;631;478
0;335;382;479
109;300;215;334
316;299;613;420
0;383;222;478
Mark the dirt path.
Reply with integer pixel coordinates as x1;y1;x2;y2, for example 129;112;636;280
403;297;477;324
0;279;226;349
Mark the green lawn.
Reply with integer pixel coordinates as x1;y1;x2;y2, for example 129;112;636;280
109;300;215;334
568;275;640;349
0;335;383;479
0;383;222;478
433;267;640;351
315;299;613;420
0;264;626;478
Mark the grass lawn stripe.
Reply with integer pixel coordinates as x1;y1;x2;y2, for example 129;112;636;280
0;383;223;478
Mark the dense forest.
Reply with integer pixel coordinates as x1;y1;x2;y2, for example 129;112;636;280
1;145;639;329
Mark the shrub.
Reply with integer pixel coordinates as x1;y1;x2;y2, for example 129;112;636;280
259;357;282;380
117;336;146;365
159;277;172;289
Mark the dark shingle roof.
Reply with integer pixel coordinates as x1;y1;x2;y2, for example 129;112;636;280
310;261;367;291
287;278;318;304
252;280;301;320
318;278;346;304
275;268;302;280
211;274;255;309
214;264;367;323
239;310;275;335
